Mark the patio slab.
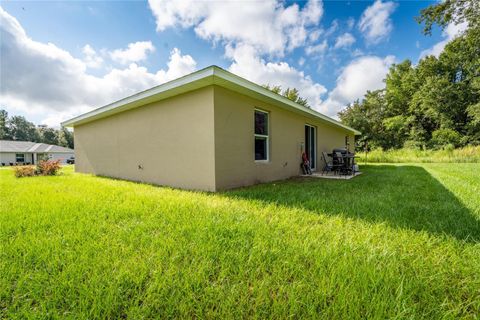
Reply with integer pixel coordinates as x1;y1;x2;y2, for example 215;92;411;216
300;172;363;180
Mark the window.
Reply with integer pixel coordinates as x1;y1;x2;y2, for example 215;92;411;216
15;153;25;163
254;109;269;161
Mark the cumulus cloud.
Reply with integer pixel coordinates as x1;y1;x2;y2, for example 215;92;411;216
110;41;155;64
148;0;330;112
0;7;196;127
148;0;323;55
82;44;104;68
308;29;323;43
227;43;327;110
419;22;468;59
305;40;328;56
358;0;397;44
334;33;356;49
319;55;395;117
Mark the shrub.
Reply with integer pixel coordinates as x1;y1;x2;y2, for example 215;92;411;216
431;129;462;149
443;143;455;152
13;166;36;178
403;140;423;150
36;160;61;176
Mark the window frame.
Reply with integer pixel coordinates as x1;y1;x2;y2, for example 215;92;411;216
254;108;270;162
15;153;25;163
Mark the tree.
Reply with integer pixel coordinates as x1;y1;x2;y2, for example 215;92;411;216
263;84;310;108
385;60;416;117
57;127;74;149
340;0;479;151
0;110;75;147
416;0;479;35
339;90;390;150
0;109;10;139
8;116;38;141
38;127;59;145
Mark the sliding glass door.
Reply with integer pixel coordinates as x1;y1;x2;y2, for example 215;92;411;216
305;125;316;170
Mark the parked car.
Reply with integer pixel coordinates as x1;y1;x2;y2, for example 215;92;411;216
66;157;75;164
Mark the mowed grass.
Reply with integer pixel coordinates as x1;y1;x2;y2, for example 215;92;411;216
1;164;479;319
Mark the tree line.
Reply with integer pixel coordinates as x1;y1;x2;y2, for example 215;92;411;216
0;110;74;149
262;85;310;108
339;0;479;151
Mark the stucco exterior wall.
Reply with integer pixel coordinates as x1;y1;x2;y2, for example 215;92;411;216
213;86;355;190
74;87;216;191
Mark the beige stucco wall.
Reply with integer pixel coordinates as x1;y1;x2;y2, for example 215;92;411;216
73;84;355;191
74;87;216;191
213;86;355;190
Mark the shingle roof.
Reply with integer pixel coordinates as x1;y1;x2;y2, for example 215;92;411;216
0;140;74;153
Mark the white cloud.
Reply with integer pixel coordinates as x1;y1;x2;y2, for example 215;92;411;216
148;0;323;55
419;22;467;59
358;0;397;44
334;33;356;49
148;0;330;113
82;44;104;68
110;41;155;64
305;39;328;56
319;55;395;117
0;7;196;127
324;19;339;37
161;47;197;80
347;17;355;30
308;29;322;43
227;43;327;110
298;57;306;66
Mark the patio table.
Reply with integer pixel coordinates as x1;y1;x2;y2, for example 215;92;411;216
329;153;358;175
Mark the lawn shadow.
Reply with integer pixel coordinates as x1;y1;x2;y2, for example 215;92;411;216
223;165;480;243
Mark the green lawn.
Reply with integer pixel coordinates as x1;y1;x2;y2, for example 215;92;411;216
1;164;479;319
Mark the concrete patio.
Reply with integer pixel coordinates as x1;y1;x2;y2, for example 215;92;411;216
301;171;363;180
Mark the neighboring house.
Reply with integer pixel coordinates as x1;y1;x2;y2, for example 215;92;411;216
0;140;74;166
63;66;360;191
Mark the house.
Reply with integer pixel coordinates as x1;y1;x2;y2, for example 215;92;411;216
0;140;74;166
62;66;360;191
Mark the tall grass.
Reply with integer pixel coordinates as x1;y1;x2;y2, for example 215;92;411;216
1;165;479;318
356;145;480;163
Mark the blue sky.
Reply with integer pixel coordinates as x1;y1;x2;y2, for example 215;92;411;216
0;0;454;126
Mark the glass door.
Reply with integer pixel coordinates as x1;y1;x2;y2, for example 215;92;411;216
305;125;316;170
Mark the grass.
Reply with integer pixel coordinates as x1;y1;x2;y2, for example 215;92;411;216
356;145;480;163
1;164;479;319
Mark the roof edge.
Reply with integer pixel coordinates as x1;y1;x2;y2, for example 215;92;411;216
62;65;361;135
211;66;361;135
61;66;216;127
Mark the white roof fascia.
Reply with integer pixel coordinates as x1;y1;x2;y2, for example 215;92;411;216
62;66;360;135
212;67;361;135
61;67;215;127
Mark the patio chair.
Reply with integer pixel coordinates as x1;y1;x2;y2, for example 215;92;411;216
322;152;335;175
334;152;347;175
1;163;4;166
